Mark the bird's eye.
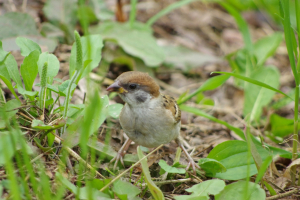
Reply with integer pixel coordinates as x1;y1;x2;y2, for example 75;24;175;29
129;84;137;90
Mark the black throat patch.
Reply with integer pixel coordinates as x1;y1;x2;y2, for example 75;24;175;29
135;94;147;103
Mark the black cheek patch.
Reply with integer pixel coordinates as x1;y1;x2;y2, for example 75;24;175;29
135;94;147;103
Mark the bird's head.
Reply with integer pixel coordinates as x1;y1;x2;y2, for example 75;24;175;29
106;71;160;106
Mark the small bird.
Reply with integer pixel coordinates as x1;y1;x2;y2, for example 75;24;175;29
106;71;200;173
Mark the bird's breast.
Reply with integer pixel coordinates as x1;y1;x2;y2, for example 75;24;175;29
119;104;180;147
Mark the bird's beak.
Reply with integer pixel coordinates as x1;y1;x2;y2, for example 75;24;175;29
106;81;128;93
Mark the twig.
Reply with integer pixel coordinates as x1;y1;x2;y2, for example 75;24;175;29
141;178;199;186
17;112;33;121
21;0;27;12
266;188;300;200
100;144;164;192
53;136;105;179
8;0;16;11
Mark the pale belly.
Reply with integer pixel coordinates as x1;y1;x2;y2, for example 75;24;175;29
120;104;180;148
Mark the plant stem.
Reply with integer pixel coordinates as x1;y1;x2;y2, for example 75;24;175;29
293;85;299;185
129;0;137;28
61;70;79;135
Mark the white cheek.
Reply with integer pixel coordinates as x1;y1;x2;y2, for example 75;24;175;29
121;90;152;106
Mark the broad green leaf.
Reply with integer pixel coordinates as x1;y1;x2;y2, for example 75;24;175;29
16;37;42;56
178;74;230;105
0;53;20;99
67;104;85;119
17;87;38;97
31;119;64;130
38;52;60;84
0;120;5;129
90;21;164;66
0;131;16;165
198;158;226;177
212;71;290;99
0;184;3;197
244;67;280;121
180;105;245;140
137;146;164;200
112;179;141;199
77;5;98;24
175;179;225;200
47;132;55;147
108;104;123;119
0;41;9;62
43;0;77;25
69;34;103;79
270;114;295;137
78;187;111;200
0;54;11;84
40;22;65;38
1;99;21;120
85;94;109;136
215;181;265;200
254;33;283;66
43;0;78;43
20;50;40;91
162;45;221;71
158;160;186;174
5;54;22;87
0;12;39;40
2;36;57;53
207;140;270;180
175;195;207;200
88;0;114;21
186;179;225;196
0;54;13;89
58;80;77;96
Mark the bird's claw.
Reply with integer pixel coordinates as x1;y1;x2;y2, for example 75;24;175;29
185;158;200;175
110;150;125;170
109;138;132;170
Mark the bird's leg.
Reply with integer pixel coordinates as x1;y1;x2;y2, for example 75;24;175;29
175;138;200;174
110;137;132;170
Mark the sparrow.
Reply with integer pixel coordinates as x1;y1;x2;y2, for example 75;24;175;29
106;71;200;173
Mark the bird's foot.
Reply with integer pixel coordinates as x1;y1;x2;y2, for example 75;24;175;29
109;138;132;170
110;150;125;170
185;155;200;175
175;138;200;175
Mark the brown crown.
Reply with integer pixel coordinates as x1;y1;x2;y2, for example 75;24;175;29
116;71;160;97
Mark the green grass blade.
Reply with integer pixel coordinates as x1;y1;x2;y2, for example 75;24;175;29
146;0;198;27
255;155;272;184
177;74;230;105
0;75;20;101
281;0;298;85
1;134;20;200
263;181;277;196
295;0;300;72
137;146;164;200
212;71;292;99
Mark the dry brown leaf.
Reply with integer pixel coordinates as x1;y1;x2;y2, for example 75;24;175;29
283;158;300;179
